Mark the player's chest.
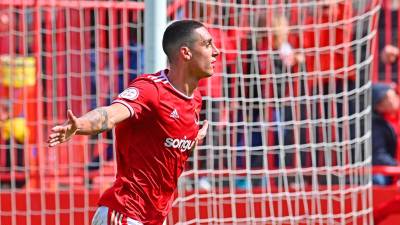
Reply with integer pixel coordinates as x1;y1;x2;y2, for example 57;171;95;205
156;96;200;138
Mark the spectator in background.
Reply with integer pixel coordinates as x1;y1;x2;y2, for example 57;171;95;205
381;44;399;65
184;2;238;191
256;13;306;172
294;0;357;174
300;0;355;79
282;0;361;185
373;85;400;224
377;0;400;82
233;13;305;188
352;0;399;81
262;14;310;186
371;83;400;185
270;15;308;179
300;0;355;102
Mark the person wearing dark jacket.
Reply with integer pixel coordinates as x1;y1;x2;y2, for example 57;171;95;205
372;83;400;185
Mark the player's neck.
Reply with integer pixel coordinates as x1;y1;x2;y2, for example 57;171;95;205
166;66;198;96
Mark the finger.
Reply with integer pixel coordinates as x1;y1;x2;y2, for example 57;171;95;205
48;141;61;147
201;120;209;130
51;125;68;132
48;139;61;146
48;139;59;145
49;133;61;139
47;137;63;143
48;135;62;142
196;120;209;140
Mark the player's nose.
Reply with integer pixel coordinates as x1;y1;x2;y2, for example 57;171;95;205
212;43;220;57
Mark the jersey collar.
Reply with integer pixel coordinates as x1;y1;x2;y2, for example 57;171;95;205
161;69;194;99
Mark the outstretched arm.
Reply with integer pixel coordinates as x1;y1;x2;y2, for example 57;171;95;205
47;103;130;147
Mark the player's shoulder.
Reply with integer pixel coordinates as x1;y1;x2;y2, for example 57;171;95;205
133;70;168;85
127;70;169;90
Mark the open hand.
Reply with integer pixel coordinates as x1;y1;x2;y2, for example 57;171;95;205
47;110;79;147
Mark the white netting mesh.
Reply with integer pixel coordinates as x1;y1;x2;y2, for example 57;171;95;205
169;0;379;224
0;0;380;225
0;1;144;225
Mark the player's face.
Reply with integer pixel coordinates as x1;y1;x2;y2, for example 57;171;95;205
188;27;219;78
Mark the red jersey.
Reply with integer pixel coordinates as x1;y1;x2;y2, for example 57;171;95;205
98;70;202;225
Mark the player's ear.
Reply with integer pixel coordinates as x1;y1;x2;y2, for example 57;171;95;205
180;46;192;61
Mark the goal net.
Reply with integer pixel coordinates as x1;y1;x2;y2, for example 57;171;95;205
0;0;380;225
0;1;145;225
168;0;379;224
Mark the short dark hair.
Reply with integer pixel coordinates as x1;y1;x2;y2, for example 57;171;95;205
372;83;391;108
162;20;205;62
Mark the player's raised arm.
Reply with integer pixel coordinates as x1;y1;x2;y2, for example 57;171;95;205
47;103;130;147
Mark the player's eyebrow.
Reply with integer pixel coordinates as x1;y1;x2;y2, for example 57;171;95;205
201;38;213;45
181;36;212;48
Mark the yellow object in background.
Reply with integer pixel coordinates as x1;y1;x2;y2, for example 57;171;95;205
0;55;36;87
1;117;29;143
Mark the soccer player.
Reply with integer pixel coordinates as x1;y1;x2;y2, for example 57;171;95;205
47;20;219;225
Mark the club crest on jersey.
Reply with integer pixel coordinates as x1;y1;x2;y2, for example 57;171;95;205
118;87;139;101
164;137;196;152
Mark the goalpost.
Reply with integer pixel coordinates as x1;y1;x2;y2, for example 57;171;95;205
0;0;379;225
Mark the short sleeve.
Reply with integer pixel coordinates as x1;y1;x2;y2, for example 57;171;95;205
112;78;159;121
